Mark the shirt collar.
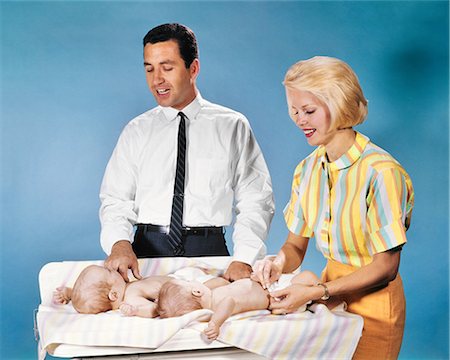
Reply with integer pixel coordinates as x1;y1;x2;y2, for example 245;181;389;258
160;93;202;122
319;131;370;171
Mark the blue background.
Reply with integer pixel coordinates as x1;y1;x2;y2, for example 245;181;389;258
1;1;448;359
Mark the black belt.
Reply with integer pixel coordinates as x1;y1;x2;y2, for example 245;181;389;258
136;224;224;236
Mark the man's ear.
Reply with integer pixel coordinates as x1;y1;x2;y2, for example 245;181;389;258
108;290;118;302
189;58;200;81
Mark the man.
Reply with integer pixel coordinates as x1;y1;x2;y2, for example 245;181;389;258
100;23;274;282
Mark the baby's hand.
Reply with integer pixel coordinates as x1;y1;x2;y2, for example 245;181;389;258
203;320;220;340
119;303;137;316
52;287;71;305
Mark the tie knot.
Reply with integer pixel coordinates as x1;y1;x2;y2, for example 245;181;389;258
178;112;186;119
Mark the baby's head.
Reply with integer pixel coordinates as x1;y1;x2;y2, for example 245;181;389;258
157;279;209;318
71;265;126;314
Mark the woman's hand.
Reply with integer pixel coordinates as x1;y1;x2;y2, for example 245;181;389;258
269;283;319;314
251;257;283;289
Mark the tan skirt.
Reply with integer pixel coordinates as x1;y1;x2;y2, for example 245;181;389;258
322;259;406;360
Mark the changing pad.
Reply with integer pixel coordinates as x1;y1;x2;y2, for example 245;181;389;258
36;257;363;359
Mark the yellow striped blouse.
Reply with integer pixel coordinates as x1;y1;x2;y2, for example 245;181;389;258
284;132;414;267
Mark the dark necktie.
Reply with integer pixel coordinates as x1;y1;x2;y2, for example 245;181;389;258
168;112;187;256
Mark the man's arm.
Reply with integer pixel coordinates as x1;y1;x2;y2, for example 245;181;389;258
100;124;140;281
228;117;275;280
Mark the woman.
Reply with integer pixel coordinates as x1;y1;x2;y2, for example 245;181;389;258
252;56;414;359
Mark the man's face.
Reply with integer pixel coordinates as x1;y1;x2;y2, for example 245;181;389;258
144;40;199;110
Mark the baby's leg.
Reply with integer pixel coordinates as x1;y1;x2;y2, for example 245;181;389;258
290;271;320;286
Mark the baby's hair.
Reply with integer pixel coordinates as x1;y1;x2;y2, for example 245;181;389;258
157;280;202;318
71;266;112;314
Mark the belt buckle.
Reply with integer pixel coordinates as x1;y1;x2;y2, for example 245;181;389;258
181;227;190;235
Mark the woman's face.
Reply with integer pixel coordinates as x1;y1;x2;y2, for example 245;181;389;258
286;87;336;147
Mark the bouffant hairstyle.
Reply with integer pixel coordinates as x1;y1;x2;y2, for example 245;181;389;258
283;56;368;130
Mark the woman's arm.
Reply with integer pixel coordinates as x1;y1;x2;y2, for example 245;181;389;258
278;231;310;273
252;231;309;289
324;247;401;297
269;248;401;313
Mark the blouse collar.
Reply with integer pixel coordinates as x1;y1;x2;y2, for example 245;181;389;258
319;131;370;171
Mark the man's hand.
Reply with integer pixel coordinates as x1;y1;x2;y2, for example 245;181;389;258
104;240;141;282
223;261;252;282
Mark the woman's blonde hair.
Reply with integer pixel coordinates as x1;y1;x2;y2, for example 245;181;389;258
283;56;368;129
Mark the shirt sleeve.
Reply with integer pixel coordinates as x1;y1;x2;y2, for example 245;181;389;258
231;117;275;266
283;163;314;237
366;166;414;254
99;124;139;255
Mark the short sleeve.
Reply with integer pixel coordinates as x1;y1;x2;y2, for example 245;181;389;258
283;165;314;237
366;166;414;254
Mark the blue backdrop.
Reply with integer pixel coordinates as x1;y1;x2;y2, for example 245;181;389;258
1;1;448;359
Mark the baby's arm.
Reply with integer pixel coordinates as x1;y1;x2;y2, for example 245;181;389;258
204;276;230;289
121;276;172;318
204;297;236;340
119;298;158;318
52;286;72;305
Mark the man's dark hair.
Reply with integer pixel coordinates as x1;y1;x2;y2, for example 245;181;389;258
143;23;198;68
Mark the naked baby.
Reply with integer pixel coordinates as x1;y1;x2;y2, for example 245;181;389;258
53;265;171;317
157;270;319;339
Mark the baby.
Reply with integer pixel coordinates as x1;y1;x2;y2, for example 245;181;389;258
157;270;320;340
53;265;172;317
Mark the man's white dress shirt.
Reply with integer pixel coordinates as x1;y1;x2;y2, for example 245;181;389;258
100;94;274;265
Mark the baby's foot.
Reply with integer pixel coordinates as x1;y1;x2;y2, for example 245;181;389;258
120;303;137;316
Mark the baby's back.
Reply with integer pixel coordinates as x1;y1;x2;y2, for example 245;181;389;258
213;278;269;314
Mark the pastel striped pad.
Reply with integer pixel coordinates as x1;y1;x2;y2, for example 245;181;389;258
37;306;212;350
216;305;363;359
